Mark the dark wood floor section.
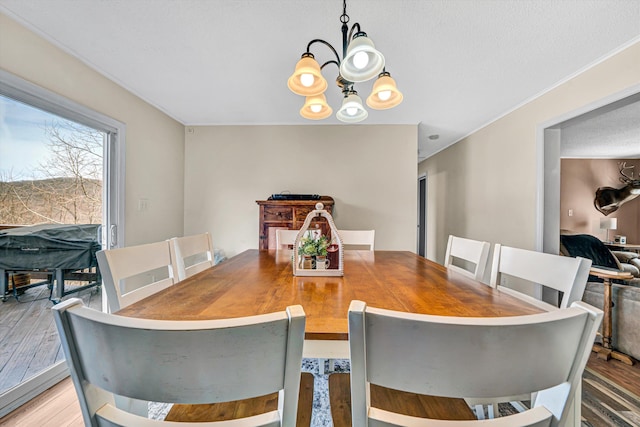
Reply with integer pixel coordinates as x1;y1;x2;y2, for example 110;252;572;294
585;351;640;396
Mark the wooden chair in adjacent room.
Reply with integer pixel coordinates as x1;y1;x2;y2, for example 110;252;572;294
337;229;375;251
328;299;602;427
96;240;178;313
276;229;300;250
444;235;490;281
170;232;214;281
52;298;313;427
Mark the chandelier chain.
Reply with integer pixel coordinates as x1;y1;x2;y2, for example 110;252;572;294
340;0;350;24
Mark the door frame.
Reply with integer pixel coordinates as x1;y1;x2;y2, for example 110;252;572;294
0;69;125;416
535;83;640;254
417;173;427;257
535;83;640;306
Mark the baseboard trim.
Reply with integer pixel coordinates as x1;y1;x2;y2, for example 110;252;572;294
0;361;69;418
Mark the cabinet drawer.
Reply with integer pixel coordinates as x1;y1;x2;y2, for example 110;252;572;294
295;205;332;222
263;206;293;221
295;207;313;222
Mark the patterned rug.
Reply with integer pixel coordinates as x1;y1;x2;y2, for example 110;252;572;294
149;361;640;427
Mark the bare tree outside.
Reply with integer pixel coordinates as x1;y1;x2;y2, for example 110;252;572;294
0;102;103;226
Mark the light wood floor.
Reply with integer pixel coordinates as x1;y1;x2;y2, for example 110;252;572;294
0;377;83;427
1;352;638;426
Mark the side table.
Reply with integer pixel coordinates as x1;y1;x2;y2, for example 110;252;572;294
589;267;634;365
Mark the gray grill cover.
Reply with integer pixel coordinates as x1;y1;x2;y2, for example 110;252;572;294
0;224;100;270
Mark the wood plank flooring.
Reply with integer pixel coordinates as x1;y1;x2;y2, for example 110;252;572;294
0;283;101;395
0;377;84;427
585;351;640;396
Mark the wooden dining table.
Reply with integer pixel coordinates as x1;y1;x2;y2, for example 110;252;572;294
117;249;542;329
117;249;581;425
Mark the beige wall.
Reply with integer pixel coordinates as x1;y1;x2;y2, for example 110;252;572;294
419;42;640;268
184;125;417;257
0;13;185;245
561;159;640;242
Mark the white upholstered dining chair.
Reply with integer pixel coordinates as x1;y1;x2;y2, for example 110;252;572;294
329;299;602;427
170;232;214;281
276;229;300;250
444;235;490;281
96;240;178;313
337;229;375;250
53;298;308;427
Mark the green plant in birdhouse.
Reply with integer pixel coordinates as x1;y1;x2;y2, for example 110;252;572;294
298;233;330;256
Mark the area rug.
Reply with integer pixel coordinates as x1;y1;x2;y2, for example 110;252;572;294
149;362;640;427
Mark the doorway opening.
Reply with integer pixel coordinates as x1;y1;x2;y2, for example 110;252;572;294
418;174;427;257
537;84;640;305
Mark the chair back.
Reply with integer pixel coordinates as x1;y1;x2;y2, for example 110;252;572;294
337;230;375;251
170;232;214;281
444;235;490;281
53;298;306;427
347;299;602;427
491;244;592;309
96;240;177;312
276;229;300;250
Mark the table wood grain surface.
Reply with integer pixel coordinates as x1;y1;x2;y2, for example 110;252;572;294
117;249;542;339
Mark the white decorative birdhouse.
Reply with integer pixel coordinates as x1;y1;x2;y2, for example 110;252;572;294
292;203;344;276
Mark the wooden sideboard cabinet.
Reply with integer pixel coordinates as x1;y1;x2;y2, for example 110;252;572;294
256;196;334;250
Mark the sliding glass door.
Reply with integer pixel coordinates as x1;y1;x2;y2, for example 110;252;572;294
0;70;125;416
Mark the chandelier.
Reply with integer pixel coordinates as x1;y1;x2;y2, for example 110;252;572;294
287;0;403;123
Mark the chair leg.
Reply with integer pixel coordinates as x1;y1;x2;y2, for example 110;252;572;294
319;358;325;375
474;405;485;420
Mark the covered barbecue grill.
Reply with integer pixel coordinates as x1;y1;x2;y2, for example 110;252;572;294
0;224;101;302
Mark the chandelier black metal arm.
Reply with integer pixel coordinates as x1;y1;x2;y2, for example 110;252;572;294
305;21;363;92
306;39;341;65
306;38;354;93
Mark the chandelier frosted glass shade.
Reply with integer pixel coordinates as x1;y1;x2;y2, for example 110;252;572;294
366;72;403;110
336;93;368;123
339;35;385;83
300;94;333;120
287;54;328;96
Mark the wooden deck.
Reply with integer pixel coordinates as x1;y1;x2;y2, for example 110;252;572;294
0;282;101;395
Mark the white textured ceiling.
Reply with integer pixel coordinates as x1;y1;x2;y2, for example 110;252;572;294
560;95;640;159
1;0;639;161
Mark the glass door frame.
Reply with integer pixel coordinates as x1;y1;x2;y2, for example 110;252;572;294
0;69;125;416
